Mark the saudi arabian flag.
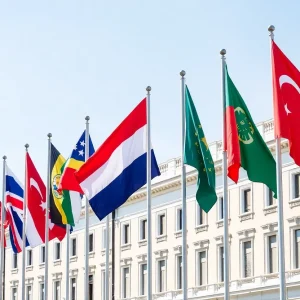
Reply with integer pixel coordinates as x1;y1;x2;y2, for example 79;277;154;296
50;143;81;226
184;86;217;212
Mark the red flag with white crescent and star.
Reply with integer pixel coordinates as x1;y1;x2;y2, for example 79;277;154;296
271;40;300;166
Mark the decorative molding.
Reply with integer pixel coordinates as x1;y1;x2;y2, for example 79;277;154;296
11;268;18;275
69;268;79;277
10;280;19;287
120;257;133;266
214;234;232;245
52;272;62;280
216;219;231;228
238;212;254;222
89;265;96;274
53;259;61;267
154;249;168;258
289;199;300;209
287;216;300;226
138;240;147;247
100;262;112;268
156;235;167;243
193;239;209;250
174;231;182;238
137;254;147;262
25;277;34;285
173;245;189;254
38;275;44;283
70;256;78;263
237;228;256;239
101;249;112;256
195;225;209;233
121;244;131;252
263;205;277;215
261;222;278;232
25;266;33;272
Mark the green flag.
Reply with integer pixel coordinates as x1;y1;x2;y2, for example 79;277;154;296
184;86;217;212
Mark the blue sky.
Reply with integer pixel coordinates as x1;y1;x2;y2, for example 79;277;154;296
0;0;299;182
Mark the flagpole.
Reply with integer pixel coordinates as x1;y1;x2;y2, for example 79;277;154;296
22;145;29;300
45;133;52;300
105;215;110;300
65;224;70;300
84;116;90;300
111;210;115;300
180;70;188;300
146;86;153;300
0;155;7;300
268;25;286;300
220;49;230;300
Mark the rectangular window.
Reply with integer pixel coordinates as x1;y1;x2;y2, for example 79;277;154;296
158;214;166;236
89;233;94;253
71;238;77;257
140;219;147;240
12;253;18;269
243;241;252;278
218;197;224;220
123;224;130;245
27;249;32;266
176;208;182;231
177;255;182;289
53;281;61;300
122;267;130;298
11;287;17;300
158;260;166;292
89;275;93;300
267;188;276;206
102;227;112;249
197;206;205;226
198;251;207;286
26;286;32;300
39;283;44;300
54;242;61;260
219;246;224;282
71;278;76;300
40;246;45;264
295;229;300;269
140;263;147;296
268;235;278;273
295;173;300;198
101;271;112;300
243;189;251;213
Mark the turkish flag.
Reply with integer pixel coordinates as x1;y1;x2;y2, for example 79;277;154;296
26;153;66;247
272;41;300;166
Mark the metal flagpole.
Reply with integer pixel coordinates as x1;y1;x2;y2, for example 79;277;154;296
180;70;188;300
0;155;7;300
65;224;70;300
268;25;286;300
45;134;52;300
84;116;90;300
146;86;152;300
111;210;115;300
220;49;230;300
105;215;110;300
22;145;29;300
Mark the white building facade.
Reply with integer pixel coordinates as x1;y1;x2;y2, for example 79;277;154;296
4;119;300;300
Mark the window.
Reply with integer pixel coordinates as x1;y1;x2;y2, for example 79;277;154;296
12;253;17;269
11;287;17;300
219;246;224;282
39;283;44;300
242;188;251;213
140;219;147;241
122;267;130;298
101;270;112;300
71;278;76;300
27;249;32;266
140;263;147;296
54;242;61;260
295;229;300;269
268;235;278;273
176;208;182;231
71;238;77;257
122;224;130;245
53;281;61;300
89;275;94;300
40;246;45;264
218;197;224;220
176;255;182;290
267;188;276;206
158;260;166;292
26;285;32;300
243;241;252;278
102;227;111;249
198;251;207;286
89;233;94;253
196;206;206;226
295;173;300;198
158;214;166;236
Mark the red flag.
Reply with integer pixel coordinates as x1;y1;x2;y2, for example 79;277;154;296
271;41;300;166
26;153;66;247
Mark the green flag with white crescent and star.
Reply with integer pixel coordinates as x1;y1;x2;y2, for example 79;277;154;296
184;85;217;212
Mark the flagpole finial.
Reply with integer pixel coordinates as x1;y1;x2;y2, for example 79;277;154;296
268;25;275;33
85;116;90;122
220;49;226;56
47;133;52;139
180;70;186;77
25;144;29;151
2;155;7;160
146;86;151;92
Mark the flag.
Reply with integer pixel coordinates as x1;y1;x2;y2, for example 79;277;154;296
5;166;29;252
0;202;7;248
49;143;82;226
59;130;95;193
184;86;217;212
225;65;277;196
271;41;300;166
75;98;161;220
26;152;66;247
